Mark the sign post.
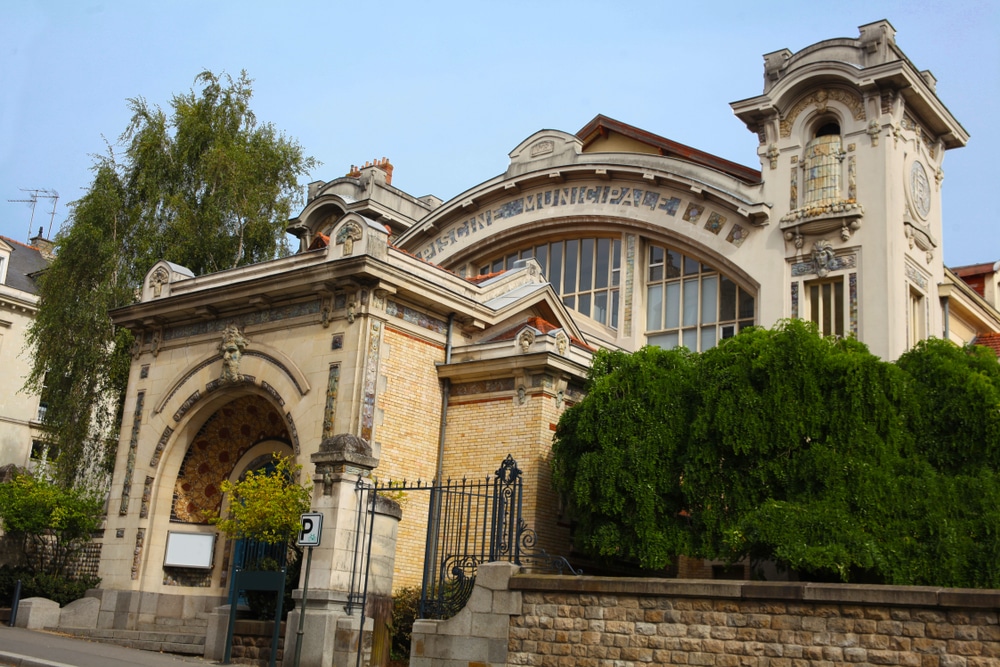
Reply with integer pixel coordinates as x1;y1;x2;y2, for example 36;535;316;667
293;512;323;667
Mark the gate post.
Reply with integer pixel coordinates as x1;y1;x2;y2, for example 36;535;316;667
283;433;401;667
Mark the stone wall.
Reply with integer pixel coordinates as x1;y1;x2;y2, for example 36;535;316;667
411;565;1000;667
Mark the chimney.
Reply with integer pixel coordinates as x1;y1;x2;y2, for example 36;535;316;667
347;158;394;186
30;226;55;260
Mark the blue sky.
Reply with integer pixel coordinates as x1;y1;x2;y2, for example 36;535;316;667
2;1;997;266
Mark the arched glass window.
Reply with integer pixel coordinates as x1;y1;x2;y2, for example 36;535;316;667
479;237;621;329
803;122;843;207
645;244;754;352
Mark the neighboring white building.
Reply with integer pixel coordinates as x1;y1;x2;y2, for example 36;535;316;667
0;231;53;469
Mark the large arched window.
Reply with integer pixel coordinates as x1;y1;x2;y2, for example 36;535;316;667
479;237;621;328
645;244;754;351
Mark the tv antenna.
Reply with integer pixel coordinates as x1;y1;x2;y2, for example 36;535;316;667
7;188;59;241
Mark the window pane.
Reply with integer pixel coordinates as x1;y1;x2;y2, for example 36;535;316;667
682;328;698;350
506;253;517;270
595;238;610;289
720;276;737;321
684;256;700;275
594;291;608;323
578;293;591;317
563;294;575;310
549;242;563;293
810;284;820;324
611;290;619;329
822;283;832;334
647;285;663;331
683;279;699;326
650;245;664;267
492;259;503;273
480;265;489;275
665;283;680;328
701;275;718;324
579;239;594;291
835;280;844;336
648;331;679;350
666;249;682;278
738;288;755;320
535;244;547;275
700;327;717;351
564;240;578;293
721;324;736;339
612;239;621;287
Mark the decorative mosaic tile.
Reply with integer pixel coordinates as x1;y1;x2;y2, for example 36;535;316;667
704;212;726;235
451;378;517;396
171;395;291;523
682;203;704;223
164;567;213;587
361;321;382;442
323;364;341;440
332;334;344;350
163;300;321;342
140;476;154;519
120;392;145;516
726;224;748;247
173;390;201;423
140;365;149;379
131;528;145;580
385;300;448;334
286;412;300;455
531;374;554;389
150;426;173;467
790;161;798;209
259;381;285;407
791;282;799;319
116;528;126;538
849;272;858;335
905;263;928;290
791;254;857;277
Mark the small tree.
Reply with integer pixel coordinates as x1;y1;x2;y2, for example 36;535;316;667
0;471;104;577
210;453;312;545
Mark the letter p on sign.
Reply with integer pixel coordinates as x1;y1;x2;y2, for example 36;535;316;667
297;512;323;547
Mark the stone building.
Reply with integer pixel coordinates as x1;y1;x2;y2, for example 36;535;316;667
95;20;1000;623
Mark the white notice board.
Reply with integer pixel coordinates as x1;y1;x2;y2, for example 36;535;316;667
163;532;216;569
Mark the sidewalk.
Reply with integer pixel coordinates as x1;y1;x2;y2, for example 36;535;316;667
0;625;217;667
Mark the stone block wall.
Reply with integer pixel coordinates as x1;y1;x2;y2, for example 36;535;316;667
410;569;1000;667
508;577;999;667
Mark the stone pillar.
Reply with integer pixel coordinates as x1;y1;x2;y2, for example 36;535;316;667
282;433;400;667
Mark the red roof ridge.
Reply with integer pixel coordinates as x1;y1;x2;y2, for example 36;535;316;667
0;235;42;253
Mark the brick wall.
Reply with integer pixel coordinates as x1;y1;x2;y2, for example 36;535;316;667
376;326;444;589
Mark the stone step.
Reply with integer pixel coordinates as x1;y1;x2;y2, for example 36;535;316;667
45;627;206;655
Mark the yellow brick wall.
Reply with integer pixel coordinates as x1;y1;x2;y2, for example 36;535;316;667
375;326;444;589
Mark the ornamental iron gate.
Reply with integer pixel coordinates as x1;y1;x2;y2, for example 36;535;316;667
352;454;579;623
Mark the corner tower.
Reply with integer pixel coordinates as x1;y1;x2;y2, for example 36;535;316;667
732;20;968;359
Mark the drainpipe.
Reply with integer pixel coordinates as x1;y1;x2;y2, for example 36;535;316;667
436;314;455;484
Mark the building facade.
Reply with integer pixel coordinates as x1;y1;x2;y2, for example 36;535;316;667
0;232;53;471
96;21;1000;618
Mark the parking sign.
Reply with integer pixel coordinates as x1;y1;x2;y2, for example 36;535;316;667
297;512;323;547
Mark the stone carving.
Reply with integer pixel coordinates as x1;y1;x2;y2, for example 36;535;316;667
766;143;779;170
780;88;865;138
812;240;836;277
149;266;169;298
336;221;363;256
869;123;883;147
150;330;162;357
518;329;536;353
219;324;249;383
556;333;568;356
530;140;555;157
517;385;526;406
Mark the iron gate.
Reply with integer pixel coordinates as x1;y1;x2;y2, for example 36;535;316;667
349;454;579;623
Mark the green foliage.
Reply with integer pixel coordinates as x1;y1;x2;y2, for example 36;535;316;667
0;566;101;606
0;472;104;577
390;586;421;661
552;321;1000;587
209;453;312;544
25;71;315;486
